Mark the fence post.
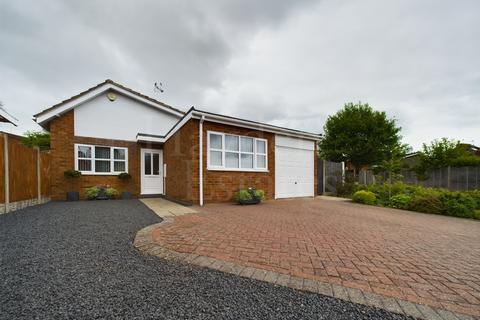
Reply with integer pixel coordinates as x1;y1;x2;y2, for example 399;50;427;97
3;133;9;213
447;166;451;190
36;147;41;203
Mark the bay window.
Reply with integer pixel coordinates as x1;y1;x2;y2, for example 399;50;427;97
75;144;128;174
207;131;267;171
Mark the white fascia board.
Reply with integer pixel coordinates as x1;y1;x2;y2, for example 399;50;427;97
140;108;321;144
35;83;183;126
190;111;321;141
136;134;166;143
0;109;18;126
137;111;194;143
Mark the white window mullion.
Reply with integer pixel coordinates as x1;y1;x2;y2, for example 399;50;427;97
222;134;225;169
110;147;114;174
92;146;96;173
253;139;257;169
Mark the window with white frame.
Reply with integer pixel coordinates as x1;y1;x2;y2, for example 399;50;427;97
75;144;128;174
207;131;267;171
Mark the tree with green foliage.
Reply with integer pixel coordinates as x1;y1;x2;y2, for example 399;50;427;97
21;131;50;150
415;138;480;175
375;143;411;180
318;102;404;178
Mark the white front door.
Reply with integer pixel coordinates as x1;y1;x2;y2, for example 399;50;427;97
141;148;163;195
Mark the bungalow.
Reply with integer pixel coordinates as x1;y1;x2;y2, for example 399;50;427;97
34;80;321;205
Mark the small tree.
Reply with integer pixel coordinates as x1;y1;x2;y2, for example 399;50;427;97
319;102;404;180
21;131;50;150
374;143;411;198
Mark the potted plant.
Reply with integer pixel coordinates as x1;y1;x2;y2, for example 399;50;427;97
118;172;132;199
64;169;82;201
85;186;119;200
234;188;265;205
105;187;119;199
85;186;100;200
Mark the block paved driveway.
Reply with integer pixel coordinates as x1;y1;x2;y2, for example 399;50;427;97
0;200;410;320
151;198;480;318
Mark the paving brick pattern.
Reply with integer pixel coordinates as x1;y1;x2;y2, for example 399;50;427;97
145;198;480;319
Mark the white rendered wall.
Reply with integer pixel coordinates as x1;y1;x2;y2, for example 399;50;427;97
74;93;180;141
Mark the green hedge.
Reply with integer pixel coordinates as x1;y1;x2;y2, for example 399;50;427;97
351;182;480;219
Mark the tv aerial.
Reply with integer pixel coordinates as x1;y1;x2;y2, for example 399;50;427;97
154;82;164;93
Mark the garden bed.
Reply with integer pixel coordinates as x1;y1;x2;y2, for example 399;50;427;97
350;182;480;220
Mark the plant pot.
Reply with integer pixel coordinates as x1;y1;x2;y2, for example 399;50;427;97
121;192;131;200
239;198;261;205
96;187;109;200
66;191;79;201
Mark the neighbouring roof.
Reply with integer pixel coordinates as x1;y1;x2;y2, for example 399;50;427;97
0;107;18;126
137;107;322;143
33;79;185;127
403;152;420;159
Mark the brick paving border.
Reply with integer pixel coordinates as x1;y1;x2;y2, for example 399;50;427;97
133;220;478;320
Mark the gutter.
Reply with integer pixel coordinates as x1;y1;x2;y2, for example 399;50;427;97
190;110;321;141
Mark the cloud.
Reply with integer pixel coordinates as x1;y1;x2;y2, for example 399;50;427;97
201;0;480;149
0;0;478;149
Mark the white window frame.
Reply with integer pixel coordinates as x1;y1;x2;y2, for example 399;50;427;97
74;143;128;175
207;131;268;172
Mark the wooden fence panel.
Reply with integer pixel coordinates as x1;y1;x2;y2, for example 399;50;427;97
8;135;38;202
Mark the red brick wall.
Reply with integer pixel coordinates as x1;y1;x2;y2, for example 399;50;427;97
164;119;199;204
49;110;161;200
201;121;275;203
48;110;74;200
163;119;275;204
49;111;316;203
163;118;317;205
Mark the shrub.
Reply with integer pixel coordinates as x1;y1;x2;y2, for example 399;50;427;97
234;189;252;202
334;181;356;197
64;169;82;179
388;194;412;210
465;190;480;209
106;187;119;199
352;190;376;205
85;186;100;200
409;195;443;215
362;182;408;205
233;188;265;203
439;192;476;218
474;210;480;220
255;189;266;201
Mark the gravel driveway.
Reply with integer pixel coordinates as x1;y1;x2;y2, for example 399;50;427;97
0;200;410;320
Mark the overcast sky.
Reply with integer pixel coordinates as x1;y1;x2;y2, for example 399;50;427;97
0;0;479;150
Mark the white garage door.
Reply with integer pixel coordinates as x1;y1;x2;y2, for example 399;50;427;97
275;135;315;199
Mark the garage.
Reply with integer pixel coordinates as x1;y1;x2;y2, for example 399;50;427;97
275;135;315;199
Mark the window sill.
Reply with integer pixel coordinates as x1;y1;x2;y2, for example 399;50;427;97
77;172;127;176
207;167;269;173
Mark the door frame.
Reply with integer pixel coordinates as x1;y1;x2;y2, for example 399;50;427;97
140;148;164;195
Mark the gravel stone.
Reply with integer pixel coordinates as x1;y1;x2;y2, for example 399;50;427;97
0;200;413;320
